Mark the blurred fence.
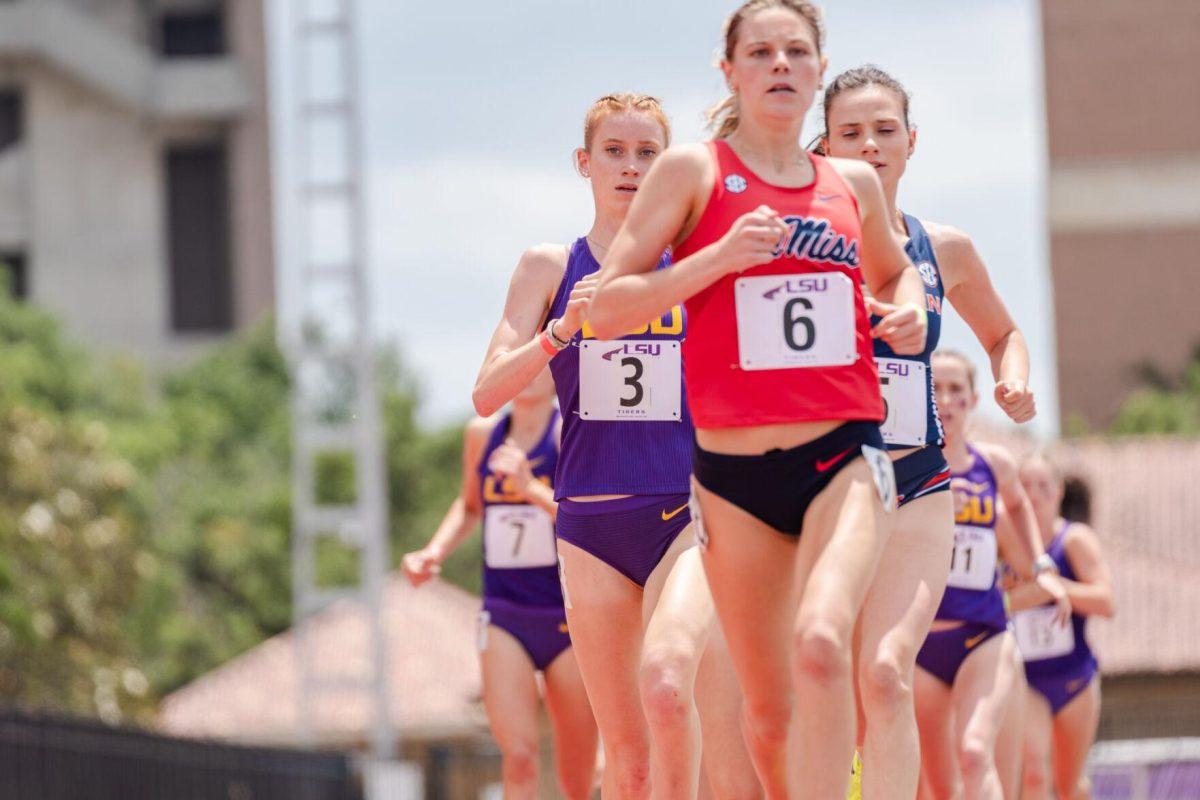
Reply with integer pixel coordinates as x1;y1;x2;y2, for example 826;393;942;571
1091;738;1200;800
0;709;362;800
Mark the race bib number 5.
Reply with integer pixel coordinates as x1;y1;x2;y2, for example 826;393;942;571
947;525;998;591
579;340;682;421
878;358;928;447
734;272;857;371
483;505;557;569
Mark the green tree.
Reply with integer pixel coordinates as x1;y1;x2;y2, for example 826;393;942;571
0;285;472;715
0;290;153;723
1110;343;1200;435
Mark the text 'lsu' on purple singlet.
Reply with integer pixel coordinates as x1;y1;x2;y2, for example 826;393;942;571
477;409;564;608
936;444;1008;631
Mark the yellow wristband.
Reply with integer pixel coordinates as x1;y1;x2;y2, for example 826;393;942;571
905;302;928;326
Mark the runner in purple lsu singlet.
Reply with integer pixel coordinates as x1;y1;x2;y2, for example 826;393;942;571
916;444;1009;684
1012;521;1099;714
478;409;571;670
547;238;694;587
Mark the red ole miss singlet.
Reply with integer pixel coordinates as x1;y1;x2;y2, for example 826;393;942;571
675;141;884;429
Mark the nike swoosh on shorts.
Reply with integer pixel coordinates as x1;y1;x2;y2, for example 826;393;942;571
661;504;688;521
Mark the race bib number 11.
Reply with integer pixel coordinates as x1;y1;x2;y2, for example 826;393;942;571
734;272;857;371
946;525;998;591
579;340;682;421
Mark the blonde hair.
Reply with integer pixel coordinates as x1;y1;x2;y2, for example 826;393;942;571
583;93;671;152
707;0;825;139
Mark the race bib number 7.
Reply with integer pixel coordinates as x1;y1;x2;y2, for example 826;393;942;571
483;505;557;569
579;340;682;421
734;272;857;371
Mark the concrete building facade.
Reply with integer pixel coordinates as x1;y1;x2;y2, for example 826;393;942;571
0;0;273;361
1041;0;1200;429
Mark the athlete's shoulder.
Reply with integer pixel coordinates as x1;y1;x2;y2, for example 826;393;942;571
823;155;876;180
517;242;571;275
973;440;1018;481
648;142;713;185
821;157;883;213
1062;519;1101;550
510;242;571;296
464;413;503;447
922;221;977;261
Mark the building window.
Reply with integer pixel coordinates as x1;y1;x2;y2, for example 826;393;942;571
160;8;226;57
0;90;22;151
165;143;232;332
0;251;27;300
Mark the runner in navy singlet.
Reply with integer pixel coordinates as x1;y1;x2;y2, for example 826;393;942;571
818;65;1038;797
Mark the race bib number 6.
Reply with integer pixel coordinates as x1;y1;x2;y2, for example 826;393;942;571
946;525;998;591
579;340;682;421
734;272;857;371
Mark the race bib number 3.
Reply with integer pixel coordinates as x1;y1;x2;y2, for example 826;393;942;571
1013;606;1075;661
483;505;557;569
734;272;857;371
579;340;682;421
878;358;928;447
947;525;998;591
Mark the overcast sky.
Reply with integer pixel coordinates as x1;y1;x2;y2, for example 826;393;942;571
269;0;1058;436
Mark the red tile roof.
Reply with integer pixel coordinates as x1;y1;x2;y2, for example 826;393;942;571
1051;437;1200;675
158;576;486;747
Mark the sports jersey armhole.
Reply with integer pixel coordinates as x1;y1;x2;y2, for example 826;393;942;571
817;155;862;217
543;243;575;328
676;142;725;252
970;444;999;486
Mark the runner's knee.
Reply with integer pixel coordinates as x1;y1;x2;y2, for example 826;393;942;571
1022;754;1050;792
741;697;790;750
501;742;540;786
639;654;693;732
860;653;912;719
958;736;994;786
793;619;851;687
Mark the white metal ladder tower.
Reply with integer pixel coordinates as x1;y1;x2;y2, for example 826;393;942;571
285;0;394;760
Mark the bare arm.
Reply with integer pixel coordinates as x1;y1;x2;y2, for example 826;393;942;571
988;443;1072;622
472;245;568;417
487;441;558;520
400;417;491;586
828;158;927;355
1009;523;1115;617
591;145;735;339
931;223;1034;423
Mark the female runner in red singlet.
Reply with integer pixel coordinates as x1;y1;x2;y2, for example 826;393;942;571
591;3;928;797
